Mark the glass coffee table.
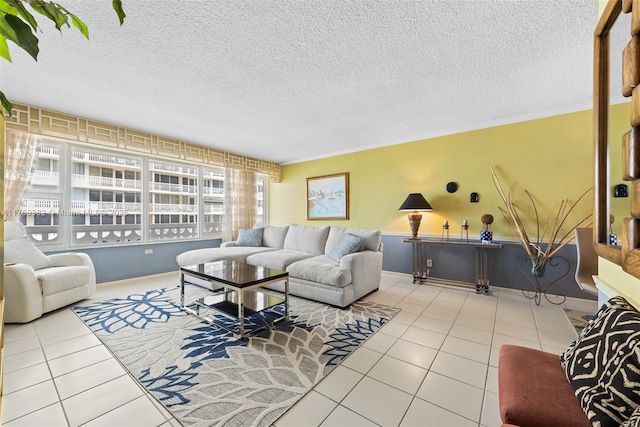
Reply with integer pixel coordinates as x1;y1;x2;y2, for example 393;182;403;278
180;260;289;338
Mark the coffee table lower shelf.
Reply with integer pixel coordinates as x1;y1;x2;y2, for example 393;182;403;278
183;288;288;338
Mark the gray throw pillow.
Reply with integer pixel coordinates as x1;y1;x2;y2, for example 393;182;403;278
235;228;263;247
328;233;364;261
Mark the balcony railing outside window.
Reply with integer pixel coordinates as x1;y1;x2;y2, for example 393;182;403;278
19;138;266;248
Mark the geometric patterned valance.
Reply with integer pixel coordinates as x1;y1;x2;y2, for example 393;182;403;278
5;102;281;182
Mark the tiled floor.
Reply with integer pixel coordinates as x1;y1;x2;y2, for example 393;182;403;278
2;271;597;426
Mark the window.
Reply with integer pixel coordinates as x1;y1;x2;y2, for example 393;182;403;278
256;175;267;226
20;136;268;248
203;168;224;236
71;148;143;245
148;161;198;241
20;142;62;245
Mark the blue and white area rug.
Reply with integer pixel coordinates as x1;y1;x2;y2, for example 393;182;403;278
73;284;398;426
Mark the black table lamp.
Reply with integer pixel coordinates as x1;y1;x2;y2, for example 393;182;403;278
399;193;433;240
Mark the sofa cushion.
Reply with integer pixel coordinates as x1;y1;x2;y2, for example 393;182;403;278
5;236;54;270
328;234;364;261
257;225;289;249
325;226;382;253
236;228;263;247
245;249;313;271
283;224;330;255
498;345;591;427
38;266;91;296
562;296;640;427
287;256;352;287
176;247;276;266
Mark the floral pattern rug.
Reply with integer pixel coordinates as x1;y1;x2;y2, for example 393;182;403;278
72;284;398;426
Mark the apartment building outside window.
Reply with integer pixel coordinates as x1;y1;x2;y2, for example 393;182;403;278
149;161;199;241
19;137;267;249
71;148;143;245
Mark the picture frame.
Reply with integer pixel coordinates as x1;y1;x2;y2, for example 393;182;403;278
306;172;349;220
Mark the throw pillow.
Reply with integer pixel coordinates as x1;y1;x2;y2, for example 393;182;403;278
328;233;364;262
562;296;640;427
560;296;636;369
235;228;263;247
622;406;640;427
4;236;53;270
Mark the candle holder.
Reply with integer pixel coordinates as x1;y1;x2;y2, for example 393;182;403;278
441;221;450;242
460;222;469;243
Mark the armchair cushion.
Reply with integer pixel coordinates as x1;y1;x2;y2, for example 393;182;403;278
38;266;91;296
5;236;53;270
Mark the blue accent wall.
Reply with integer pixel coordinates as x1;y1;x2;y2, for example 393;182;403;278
46;234;593;301
46;239;221;283
381;235;594;300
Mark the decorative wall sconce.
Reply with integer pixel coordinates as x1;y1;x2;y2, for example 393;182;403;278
614;184;628;197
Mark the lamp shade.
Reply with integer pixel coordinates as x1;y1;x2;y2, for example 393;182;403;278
399;193;433;211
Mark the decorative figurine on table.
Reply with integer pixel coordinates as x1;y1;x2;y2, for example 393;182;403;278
461;219;469;243
442;219;450;242
609;214;617;246
480;214;494;243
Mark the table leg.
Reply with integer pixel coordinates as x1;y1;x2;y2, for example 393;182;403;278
285;277;289;319
238;289;245;338
475;247;490;294
180;272;185;308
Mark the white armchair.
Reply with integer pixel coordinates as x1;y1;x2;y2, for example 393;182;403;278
4;220;96;323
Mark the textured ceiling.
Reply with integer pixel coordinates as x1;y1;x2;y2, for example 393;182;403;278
0;0;609;164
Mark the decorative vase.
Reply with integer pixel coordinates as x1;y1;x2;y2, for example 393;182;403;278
529;255;549;278
480;231;493;242
609;233;617;246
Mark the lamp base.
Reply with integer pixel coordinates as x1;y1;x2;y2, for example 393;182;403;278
408;213;422;239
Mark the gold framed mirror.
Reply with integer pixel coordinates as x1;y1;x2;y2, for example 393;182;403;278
595;0;640;278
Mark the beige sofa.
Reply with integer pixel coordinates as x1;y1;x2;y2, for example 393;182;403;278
176;224;383;307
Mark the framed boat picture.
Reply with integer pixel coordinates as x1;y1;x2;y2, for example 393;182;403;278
306;172;349;220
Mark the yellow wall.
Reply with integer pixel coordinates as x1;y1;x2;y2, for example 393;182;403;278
270;104;630;240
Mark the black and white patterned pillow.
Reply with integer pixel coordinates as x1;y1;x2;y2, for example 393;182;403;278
560;296;635;369
562;296;640;427
622;406;640;427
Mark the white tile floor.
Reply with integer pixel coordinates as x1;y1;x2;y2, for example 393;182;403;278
2;271;597;427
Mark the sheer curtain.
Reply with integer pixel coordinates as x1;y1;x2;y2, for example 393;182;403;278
5;130;39;220
223;168;257;242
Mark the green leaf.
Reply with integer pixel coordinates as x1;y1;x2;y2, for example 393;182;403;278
112;0;125;25
29;4;56;22
3;14;38;60
0;90;13;118
0;33;11;61
8;0;38;31
0;0;18;15
69;13;88;39
44;3;68;30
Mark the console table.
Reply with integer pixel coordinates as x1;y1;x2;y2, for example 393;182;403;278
403;239;503;293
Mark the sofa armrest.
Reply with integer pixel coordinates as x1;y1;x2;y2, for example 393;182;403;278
340;250;382;299
48;252;97;292
221;241;236;248
4;263;44;323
